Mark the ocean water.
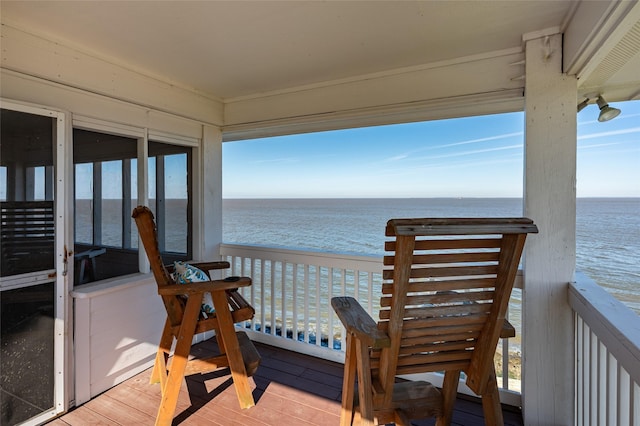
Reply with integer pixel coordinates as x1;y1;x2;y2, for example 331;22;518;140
76;199;188;253
76;197;639;314
223;198;640;314
575;198;639;311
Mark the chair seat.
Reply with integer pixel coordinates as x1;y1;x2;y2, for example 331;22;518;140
177;331;260;378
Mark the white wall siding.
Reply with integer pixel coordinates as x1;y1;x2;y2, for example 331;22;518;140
0;24;223;125
1;69;208;141
71;276;165;404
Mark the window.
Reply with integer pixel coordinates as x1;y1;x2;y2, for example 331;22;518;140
73;129;192;285
0;166;6;201
1;108;56;277
148;141;192;255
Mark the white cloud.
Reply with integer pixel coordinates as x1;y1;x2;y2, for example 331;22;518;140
578;127;640;141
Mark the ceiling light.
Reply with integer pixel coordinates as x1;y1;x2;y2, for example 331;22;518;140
596;96;621;122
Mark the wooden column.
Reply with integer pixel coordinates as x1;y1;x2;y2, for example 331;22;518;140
523;33;576;425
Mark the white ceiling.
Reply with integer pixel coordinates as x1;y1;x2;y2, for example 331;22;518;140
1;1;639;110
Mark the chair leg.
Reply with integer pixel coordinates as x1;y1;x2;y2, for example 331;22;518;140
214;324;226;354
150;319;173;389
436;370;461;426
339;333;357;426
480;367;504;426
211;290;255;409
355;338;374;426
155;297;201;426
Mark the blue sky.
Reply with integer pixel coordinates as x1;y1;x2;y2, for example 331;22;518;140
2;100;638;200
223;100;640;198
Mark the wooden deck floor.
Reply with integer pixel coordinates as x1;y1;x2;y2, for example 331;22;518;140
49;339;523;426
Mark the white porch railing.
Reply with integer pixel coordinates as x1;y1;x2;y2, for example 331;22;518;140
220;243;523;405
570;272;640;426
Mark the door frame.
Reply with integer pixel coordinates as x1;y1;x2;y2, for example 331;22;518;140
0;99;69;425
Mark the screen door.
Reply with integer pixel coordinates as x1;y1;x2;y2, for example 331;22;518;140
1;103;67;426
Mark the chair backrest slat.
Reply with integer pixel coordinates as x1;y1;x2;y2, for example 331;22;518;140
132;206;184;327
379;217;537;396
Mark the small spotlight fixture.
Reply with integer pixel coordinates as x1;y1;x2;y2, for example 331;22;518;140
596;95;621;122
576;95;621;122
577;98;590;113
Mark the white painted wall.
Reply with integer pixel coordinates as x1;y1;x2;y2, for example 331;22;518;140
201;125;224;262
0;25;223;125
71;276;165;404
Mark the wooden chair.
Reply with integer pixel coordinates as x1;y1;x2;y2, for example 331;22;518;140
332;217;538;426
132;206;260;426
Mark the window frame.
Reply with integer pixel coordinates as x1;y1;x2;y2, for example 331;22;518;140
71;118;199;283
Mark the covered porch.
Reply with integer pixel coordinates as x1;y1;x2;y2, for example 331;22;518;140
1;1;639;425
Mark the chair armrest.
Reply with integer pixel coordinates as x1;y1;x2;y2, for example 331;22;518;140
165;261;230;275
189;261;230;271
158;277;252;295
331;296;390;349
500;319;516;339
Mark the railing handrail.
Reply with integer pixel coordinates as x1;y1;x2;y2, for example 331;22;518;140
569;271;640;385
221;242;383;272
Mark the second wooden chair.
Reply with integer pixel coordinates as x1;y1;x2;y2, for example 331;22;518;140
132;206;260;426
332;217;538;425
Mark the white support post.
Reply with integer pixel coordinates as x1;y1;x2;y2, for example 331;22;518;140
201;125;224;262
92;162;102;245
137;133;149;274
523;33;577;425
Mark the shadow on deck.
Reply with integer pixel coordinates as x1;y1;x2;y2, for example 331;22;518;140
49;340;523;425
